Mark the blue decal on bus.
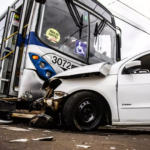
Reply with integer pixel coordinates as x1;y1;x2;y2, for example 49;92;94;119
16;34;25;47
28;32;48;48
75;40;87;57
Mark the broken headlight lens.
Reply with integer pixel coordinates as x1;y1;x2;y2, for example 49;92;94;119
54;92;68;100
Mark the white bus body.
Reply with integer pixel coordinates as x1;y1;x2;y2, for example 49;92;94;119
0;0;121;118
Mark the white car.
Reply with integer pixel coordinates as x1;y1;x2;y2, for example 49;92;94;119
38;50;150;131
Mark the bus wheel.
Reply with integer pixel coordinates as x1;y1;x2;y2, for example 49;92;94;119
63;91;104;131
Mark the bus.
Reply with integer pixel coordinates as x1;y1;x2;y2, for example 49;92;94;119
0;0;121;121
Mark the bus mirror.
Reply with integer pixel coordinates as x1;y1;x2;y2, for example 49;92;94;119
116;26;122;61
116;26;122;48
35;0;46;4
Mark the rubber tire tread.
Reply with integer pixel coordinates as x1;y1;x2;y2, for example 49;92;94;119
62;91;104;131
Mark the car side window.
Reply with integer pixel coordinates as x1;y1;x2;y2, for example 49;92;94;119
122;54;150;74
136;54;150;71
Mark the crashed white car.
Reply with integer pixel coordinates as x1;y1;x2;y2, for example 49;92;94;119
34;50;150;131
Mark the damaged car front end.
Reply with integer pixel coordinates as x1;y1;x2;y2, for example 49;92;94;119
29;62;114;131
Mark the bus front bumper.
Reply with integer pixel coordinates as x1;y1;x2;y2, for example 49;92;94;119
18;69;46;101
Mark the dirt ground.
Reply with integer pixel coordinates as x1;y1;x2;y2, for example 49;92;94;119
0;119;150;150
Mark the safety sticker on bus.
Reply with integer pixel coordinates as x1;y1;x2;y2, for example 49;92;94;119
46;28;60;43
51;55;78;70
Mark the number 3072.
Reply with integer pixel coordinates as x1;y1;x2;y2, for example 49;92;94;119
51;55;72;69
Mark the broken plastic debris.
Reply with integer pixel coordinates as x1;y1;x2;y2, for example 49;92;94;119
10;139;28;143
43;130;51;133
105;125;114;128
29;114;53;128
0;120;13;124
32;136;53;141
28;128;38;131
76;145;90;148
110;147;116;149
1;126;30;132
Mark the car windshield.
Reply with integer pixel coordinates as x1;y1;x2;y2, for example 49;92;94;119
37;0;116;64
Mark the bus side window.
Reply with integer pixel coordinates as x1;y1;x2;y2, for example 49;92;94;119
75;0;97;9
75;0;112;23
89;14;116;65
5;13;20;51
0;16;6;51
94;5;112;23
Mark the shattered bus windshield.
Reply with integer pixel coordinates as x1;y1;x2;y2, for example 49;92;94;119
37;0;116;64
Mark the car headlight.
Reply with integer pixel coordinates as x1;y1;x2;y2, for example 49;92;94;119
54;91;68;100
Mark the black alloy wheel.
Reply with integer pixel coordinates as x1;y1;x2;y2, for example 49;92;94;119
63;91;105;131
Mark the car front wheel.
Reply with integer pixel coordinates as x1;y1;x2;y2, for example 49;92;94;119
63;91;104;131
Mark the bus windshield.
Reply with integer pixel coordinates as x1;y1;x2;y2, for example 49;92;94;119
37;0;116;64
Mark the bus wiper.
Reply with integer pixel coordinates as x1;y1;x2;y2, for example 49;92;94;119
94;19;106;43
65;0;83;39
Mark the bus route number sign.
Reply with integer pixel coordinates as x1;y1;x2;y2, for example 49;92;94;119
51;55;74;70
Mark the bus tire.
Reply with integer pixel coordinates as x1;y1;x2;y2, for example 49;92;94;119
62;91;104;131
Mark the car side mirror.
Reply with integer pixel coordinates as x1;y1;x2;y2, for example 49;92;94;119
124;61;141;74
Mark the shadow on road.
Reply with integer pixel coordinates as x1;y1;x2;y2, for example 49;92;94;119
9;118;150;136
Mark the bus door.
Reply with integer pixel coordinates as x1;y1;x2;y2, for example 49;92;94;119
0;0;29;97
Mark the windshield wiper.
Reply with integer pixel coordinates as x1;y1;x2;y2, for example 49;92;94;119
65;0;83;38
94;19;106;43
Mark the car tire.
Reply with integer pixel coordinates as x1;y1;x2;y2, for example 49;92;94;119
62;91;105;131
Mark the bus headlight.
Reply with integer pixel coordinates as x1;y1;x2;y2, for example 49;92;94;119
46;71;52;78
39;62;45;68
29;53;56;80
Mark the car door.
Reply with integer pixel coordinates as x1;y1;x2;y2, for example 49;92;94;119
118;52;150;123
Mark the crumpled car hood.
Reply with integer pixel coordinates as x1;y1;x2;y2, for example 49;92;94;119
54;62;111;79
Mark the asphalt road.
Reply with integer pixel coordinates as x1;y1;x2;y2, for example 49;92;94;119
0;120;150;150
